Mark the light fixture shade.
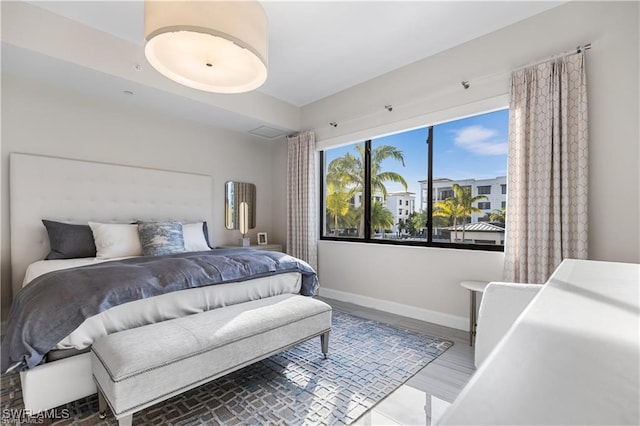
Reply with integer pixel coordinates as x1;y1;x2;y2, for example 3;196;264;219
144;0;268;94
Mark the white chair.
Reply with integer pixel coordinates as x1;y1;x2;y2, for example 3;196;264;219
474;282;543;368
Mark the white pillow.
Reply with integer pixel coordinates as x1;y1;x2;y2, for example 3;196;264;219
183;222;212;252
88;222;143;258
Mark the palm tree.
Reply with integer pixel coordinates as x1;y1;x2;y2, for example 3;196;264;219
411;210;429;237
433;198;465;241
452;184;487;241
369;145;408;200
434;184;487;242
325;181;354;235
489;207;506;224
327;144;408;236
343;205;362;235
371;200;394;235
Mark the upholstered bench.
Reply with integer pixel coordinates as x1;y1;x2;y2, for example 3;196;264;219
91;294;332;426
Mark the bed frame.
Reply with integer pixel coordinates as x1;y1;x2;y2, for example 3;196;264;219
9;153;214;412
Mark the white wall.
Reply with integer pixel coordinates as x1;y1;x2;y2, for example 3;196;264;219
2;1;637;329
1;74;282;318
270;138;289;251
304;1;639;328
319;242;504;330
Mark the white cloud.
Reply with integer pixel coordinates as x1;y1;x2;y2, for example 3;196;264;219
452;125;507;156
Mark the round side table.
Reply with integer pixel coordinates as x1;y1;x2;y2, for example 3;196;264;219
460;280;490;346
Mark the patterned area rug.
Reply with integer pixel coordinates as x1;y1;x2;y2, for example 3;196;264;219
0;311;452;425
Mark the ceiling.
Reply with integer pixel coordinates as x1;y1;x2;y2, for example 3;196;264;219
2;1;565;137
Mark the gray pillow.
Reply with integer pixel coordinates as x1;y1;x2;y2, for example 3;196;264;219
202;221;213;249
138;221;185;256
42;220;97;260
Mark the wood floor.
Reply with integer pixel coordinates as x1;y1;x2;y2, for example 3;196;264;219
319;297;476;426
1;298;473;425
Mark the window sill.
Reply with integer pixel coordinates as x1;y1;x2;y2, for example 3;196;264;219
319;236;504;252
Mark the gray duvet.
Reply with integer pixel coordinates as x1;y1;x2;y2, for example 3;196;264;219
1;249;318;372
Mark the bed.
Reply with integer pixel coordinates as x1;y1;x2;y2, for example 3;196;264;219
3;153;317;412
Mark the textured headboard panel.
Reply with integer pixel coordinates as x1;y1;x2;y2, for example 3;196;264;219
10;153;213;296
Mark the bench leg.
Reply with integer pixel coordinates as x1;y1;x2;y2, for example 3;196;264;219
320;331;330;359
98;390;108;419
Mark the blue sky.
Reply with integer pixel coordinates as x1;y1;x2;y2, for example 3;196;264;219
325;108;509;196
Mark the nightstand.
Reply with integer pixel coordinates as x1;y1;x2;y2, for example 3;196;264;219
218;244;283;252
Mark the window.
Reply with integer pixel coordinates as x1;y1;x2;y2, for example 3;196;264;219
321;109;508;250
501;184;507;194
477;185;491;195
323;142;365;238
439;189;454;200
501;201;506;208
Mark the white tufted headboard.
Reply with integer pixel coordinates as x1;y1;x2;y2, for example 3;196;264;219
9;153;214;296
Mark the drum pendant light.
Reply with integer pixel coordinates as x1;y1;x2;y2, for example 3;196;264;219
144;0;268;94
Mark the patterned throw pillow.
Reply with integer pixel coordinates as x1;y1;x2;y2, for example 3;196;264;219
138;221;185;256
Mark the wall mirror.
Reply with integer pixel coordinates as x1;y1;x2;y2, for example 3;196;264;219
225;181;256;230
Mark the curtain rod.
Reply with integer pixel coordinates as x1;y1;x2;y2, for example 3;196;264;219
513;43;591;72
318;43;591;132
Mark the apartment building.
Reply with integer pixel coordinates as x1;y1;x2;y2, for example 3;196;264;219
419;176;507;223
385;191;416;234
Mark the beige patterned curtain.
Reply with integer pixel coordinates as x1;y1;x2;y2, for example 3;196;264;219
287;130;318;270
504;52;588;283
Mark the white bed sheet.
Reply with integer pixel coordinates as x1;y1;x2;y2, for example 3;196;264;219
23;259;302;350
23;257;136;286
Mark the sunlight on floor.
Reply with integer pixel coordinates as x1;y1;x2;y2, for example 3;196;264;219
323;298;475;426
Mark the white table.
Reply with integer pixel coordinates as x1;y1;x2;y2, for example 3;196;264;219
441;259;640;425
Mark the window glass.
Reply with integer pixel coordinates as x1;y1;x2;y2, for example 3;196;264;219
430;109;508;245
323;142;365;238
371;128;427;240
477;185;491;195
321;108;508;250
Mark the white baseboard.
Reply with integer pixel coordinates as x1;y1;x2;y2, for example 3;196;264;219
319;287;468;331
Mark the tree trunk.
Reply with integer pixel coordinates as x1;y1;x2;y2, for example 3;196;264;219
453;217;458;242
461;217;466;242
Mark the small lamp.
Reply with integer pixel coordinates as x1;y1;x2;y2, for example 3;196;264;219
239;201;250;247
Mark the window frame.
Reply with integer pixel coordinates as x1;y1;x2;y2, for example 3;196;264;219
318;103;509;252
319;125;504;252
477;185;492;195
